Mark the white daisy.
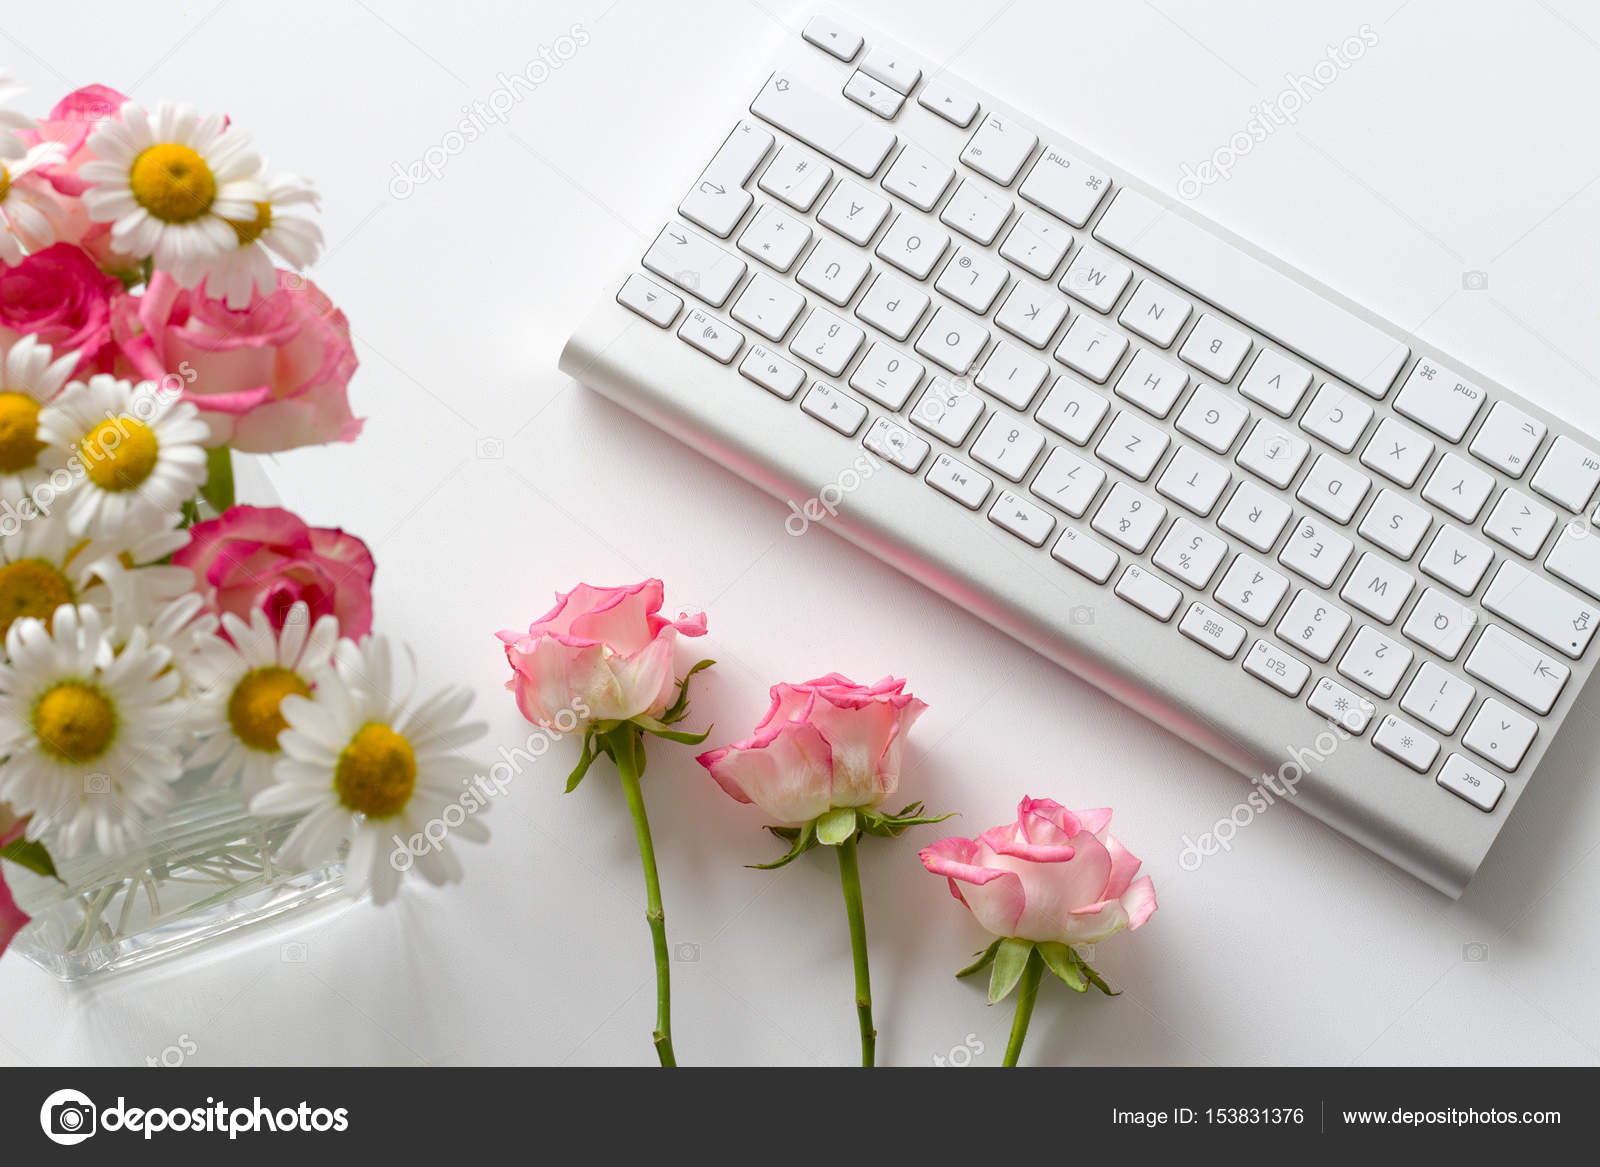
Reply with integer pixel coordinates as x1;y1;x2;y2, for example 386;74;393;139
0;604;186;856
1;141;66;265
174;167;323;308
36;374;210;541
251;635;488;904
0;334;77;503
189;601;339;797
79;101;264;274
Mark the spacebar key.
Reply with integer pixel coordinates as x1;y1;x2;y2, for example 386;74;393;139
1093;189;1409;399
751;72;896;177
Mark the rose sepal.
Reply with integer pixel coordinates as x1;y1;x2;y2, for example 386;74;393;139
561;661;715;794
959;937;1121;1003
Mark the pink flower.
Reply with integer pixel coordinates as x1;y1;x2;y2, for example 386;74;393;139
174;505;375;639
0;243;122;371
697;674;927;824
498;581;707;727
1;807;30;960
920;798;1157;947
114;271;362;453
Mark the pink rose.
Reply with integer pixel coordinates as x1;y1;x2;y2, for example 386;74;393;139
0;242;122;371
15;85;139;274
1;807;30;960
498;580;707;727
697;674;927;824
114;270;362;453
921;798;1157;946
174;505;376;639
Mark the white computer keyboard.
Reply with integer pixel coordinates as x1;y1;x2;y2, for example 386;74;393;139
560;9;1600;896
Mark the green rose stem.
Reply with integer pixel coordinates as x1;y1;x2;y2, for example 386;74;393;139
835;832;875;1067
1002;948;1045;1068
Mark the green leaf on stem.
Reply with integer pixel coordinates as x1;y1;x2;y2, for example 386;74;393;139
200;445;235;515
858;800;955;838
564;731;599;793
988;937;1034;1004
954;938;1002;979
1075;951;1121;996
749;820;816;869
1;836;58;880
659;659;715;725
815;806;858;847
631;714;711;745
1036;942;1088;992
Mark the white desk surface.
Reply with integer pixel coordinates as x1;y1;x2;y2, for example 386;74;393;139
5;0;1600;1067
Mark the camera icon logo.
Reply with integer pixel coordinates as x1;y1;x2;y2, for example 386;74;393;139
673;942;700;962
84;773;110;795
40;1088;97;1145
1462;941;1489;962
281;941;309;963
476;436;504;460
1461;270;1489;291
1069;605;1096;626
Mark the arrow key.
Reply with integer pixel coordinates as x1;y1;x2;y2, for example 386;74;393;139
1463;697;1538;771
802;15;862;61
919;80;979;127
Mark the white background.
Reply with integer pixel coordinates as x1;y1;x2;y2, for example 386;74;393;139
4;0;1600;1066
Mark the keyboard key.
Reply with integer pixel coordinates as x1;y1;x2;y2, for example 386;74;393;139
1463;698;1537;772
1175;384;1249;454
1276;590;1352;662
1238;350;1313;416
752;72;896;177
1029;447;1105;517
1299;384;1374;453
863;416;930;472
1392;357;1486;442
995;284;1069;349
845;70;905;119
1061;245;1133;314
1114;348;1189;419
738;344;804;399
801;381;867;435
1531;435;1600;511
1091;482;1165;553
856;272;930;341
1052;526;1119;583
1373;714;1439;772
859;46;921;94
1244;639;1311;697
739;203;811;271
849;342;924;409
679;121;771;237
1118;279;1191;347
918;80;979;127
1469;401;1543;478
644;224;747;306
926;452;992;508
1401;662;1476;735
819;179;890;245
1018;144;1110;227
960;113;1037;185
616;273;682;326
1464;624;1569;714
1339;626;1413;699
1360;416;1434;488
882;143;954;211
1236;418;1309;489
1358;488;1431;559
1482;560;1598;659
1437;753;1505;811
988;489;1054;546
1179;314;1252;383
1092;188;1409;398
937;246;1010;313
1421;452;1494;523
1545;519;1600;601
915;305;989;374
1000;212;1073;279
1156;445;1230;516
1035;378;1109;446
678;308;743;363
1401;587;1476;660
1095;410;1168;480
1214;554;1289;625
1278;515;1353;588
1307;675;1375;734
970;414;1045;481
1296;454;1370;524
1054;316;1128;383
874;214;948;280
758;143;832;212
1179;601;1247;659
1420;524;1494;595
802;16;862;61
1217;481;1292;553
940;179;1013;244
909;376;983;444
1340;552;1414;623
1116;564;1182;621
797;238;869;306
731;272;806;339
1484;488;1556;558
790;307;864;376
1153;517;1227;588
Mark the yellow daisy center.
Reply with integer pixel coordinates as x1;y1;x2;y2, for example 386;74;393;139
334;724;417;819
227;667;310;752
0;391;45;474
0;558;76;641
33;681;117;764
229;201;273;246
128;143;217;223
0;163;11;202
81;419;160;492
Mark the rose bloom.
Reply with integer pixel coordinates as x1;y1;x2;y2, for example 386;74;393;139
1;805;30;958
114;270;362;453
0;243;122;371
19;84;140;275
920;798;1157;946
175;505;375;639
498;580;707;727
697;674;926;824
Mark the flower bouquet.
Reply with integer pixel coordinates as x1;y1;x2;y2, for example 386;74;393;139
0;72;488;976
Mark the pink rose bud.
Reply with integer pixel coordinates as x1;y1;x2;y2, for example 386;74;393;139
498;580;707;728
697;674;927;825
920;798;1157;947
